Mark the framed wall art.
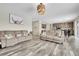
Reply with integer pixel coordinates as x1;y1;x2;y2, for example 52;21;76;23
9;14;23;24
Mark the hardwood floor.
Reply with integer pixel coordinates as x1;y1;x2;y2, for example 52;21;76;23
0;39;75;56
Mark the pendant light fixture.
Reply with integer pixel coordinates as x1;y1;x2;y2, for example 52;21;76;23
37;3;45;15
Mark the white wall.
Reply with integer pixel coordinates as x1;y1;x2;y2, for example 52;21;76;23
74;17;79;47
0;4;32;31
0;3;78;32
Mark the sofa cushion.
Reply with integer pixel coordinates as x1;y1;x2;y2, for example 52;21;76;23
15;31;22;38
22;31;28;36
4;32;15;39
0;31;4;37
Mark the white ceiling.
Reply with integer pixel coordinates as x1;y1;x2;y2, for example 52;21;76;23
0;3;79;23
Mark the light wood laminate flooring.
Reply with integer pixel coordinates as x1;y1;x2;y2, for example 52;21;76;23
0;39;75;56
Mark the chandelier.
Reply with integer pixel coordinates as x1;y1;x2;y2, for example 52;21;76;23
37;3;45;15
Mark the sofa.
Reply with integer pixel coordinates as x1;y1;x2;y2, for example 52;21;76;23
40;32;64;44
0;30;32;48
